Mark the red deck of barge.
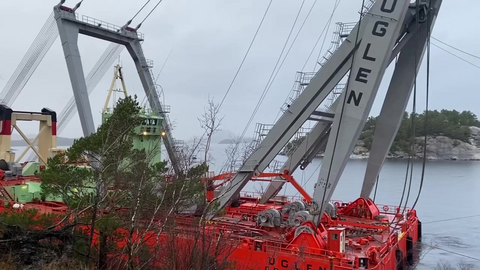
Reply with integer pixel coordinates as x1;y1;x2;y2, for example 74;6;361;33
0;172;421;270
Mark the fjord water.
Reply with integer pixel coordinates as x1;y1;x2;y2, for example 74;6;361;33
206;144;480;269
15;144;480;268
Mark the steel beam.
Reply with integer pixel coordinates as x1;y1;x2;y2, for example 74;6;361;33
53;5;182;174
310;0;411;223
210;9;370;218
360;0;443;198
54;10;95;135
259;97;341;204
126;40;181;175
259;32;413;204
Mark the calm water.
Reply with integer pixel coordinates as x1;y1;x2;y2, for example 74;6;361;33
207;143;480;269
15;144;480;269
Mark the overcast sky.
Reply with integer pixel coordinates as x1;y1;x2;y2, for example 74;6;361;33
0;0;478;141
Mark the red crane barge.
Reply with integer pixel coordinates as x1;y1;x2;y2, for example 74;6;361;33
0;0;442;269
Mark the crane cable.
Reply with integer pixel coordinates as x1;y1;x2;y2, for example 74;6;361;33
130;0;152;22
273;0;342;125
220;0;307;173
188;0;273;165
411;0;433;211
222;0;305;170
218;0;273;111
308;0;342;72
431;36;480;60
221;0;343;173
0;12;57;104
212;0;275;169
138;0;163;26
431;42;480;70
317;0;366;219
296;0;341;174
397;0;422;219
384;0;432;242
384;1;423;239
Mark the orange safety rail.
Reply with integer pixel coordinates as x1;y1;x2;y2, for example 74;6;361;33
204;171;312;203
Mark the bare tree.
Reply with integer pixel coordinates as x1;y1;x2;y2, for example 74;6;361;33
222;136;255;173
198;96;224;164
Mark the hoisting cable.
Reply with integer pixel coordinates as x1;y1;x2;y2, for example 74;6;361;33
393;0;421;224
130;0;151;22
223;0;306;170
295;0;341;174
386;1;422;238
411;0;433;210
220;0;306;172
430;42;480;70
422;214;480;224
388;0;431;240
372;174;379;202
292;160;323;197
318;0;366;218
431;36;480;60
0;12;57;104
218;0;273;110
308;0;342;72
192;0;273;164
138;0;163;27
269;0;341;123
155;46;174;82
4;22;58;106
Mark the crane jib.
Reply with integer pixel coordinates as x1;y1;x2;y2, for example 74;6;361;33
347;10;396;108
313;0;410;219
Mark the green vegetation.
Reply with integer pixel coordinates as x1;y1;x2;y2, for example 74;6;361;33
0;96;230;270
283;109;480;156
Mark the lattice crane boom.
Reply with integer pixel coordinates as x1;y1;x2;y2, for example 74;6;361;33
210;0;442;222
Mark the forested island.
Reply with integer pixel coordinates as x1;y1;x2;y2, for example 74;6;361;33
281;110;480;161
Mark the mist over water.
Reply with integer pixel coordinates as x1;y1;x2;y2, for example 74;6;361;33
16;144;480;269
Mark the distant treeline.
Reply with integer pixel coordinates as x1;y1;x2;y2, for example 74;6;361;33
283;109;480;155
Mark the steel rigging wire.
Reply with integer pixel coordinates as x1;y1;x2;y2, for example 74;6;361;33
220;0;343;173
24;44;124;161
137;0;164;28
220;0;307;173
431;36;480;60
317;0;366;219
198;0;275;165
130;0;152;22
273;0;342;125
383;0;432;244
4;22;59;105
217;0;273;111
431;42;480;69
176;0;273;167
411;0;433;211
0;12;57;104
296;0;341;176
397;0;422;219
307;0;342;72
380;1;425;242
272;0;336;123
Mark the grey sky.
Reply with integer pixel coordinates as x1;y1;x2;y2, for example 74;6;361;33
0;0;478;141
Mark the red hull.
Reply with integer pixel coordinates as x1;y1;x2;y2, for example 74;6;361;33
0;177;420;270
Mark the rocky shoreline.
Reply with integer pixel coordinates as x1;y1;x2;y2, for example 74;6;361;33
288;127;480;161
